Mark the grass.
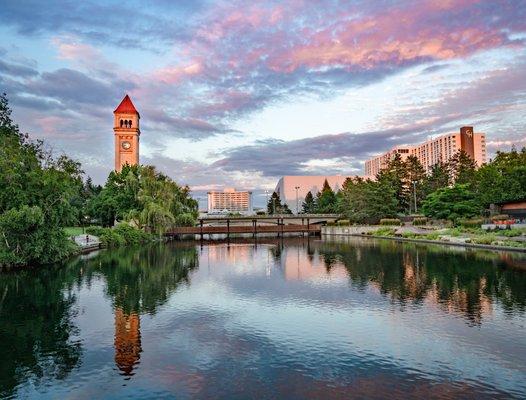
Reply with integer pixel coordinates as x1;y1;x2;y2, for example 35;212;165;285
64;226;101;236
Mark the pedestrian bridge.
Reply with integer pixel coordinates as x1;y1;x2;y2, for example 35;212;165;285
165;214;341;239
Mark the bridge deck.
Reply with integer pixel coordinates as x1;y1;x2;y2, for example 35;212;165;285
166;224;321;237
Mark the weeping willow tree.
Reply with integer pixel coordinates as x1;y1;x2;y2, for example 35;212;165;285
90;164;198;235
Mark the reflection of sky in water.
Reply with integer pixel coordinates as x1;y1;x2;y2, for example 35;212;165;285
7;238;526;399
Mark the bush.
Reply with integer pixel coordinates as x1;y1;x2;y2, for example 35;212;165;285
380;218;401;226
86;226;105;236
86;225;152;247
326;221;336;227
174;213;197;227
499;228;526;237
337;219;350;226
459;218;484;228
412;217;428;226
373;227;397;236
491;214;509;221
114;223;151;245
470;235;496;245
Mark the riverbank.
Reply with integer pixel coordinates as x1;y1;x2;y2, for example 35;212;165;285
322;226;526;253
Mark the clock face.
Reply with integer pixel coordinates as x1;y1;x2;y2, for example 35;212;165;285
121;141;131;150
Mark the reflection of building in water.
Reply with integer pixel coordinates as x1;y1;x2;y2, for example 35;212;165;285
114;307;142;376
282;246;348;281
207;244;254;264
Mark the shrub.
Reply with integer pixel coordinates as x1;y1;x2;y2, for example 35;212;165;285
114;223;151;245
459;218;484;228
326;221;336;227
98;229;126;247
174;213;197;227
86;226;105;236
380;218;401;226
470;235;496;245
412;217;428;226
86;225;152;247
373;227;397;236
491;214;509;221
337;219;350;226
426;232;440;240
499;228;526;237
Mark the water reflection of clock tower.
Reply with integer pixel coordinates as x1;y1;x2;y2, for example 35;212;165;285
113;94;140;172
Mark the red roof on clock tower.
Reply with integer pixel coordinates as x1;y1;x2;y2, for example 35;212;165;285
114;94;139;116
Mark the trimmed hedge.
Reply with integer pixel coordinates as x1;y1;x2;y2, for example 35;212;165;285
380;218;402;226
459;218;484;228
412;217;428;226
491;214;509;221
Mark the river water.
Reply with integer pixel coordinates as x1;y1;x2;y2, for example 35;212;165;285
1;237;526;399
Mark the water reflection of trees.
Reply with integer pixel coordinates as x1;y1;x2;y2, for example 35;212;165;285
0;242;199;393
0;267;81;398
72;242;199;376
73;242;199;315
318;239;526;324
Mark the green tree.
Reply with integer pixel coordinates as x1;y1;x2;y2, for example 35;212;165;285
315;179;337;213
473;147;526;208
267;192;292;214
423;161;450;197
339;177;398;223
302;191;316;213
0;94;82;267
377;153;408;213
422;184;480;222
404;155;426;213
448;150;477;185
90;164;198;232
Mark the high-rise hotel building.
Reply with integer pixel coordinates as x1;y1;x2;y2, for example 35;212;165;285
365;126;486;176
207;188;253;214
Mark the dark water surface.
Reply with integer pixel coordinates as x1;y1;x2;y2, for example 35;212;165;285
1;237;526;399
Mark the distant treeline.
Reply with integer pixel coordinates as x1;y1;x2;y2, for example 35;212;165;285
267;146;526;224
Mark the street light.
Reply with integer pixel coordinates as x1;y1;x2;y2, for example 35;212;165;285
412;180;418;213
295;186;300;214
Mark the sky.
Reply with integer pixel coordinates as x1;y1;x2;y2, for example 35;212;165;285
1;0;526;207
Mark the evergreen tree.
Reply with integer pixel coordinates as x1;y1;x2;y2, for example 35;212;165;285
315;179;337;213
267;192;292;214
302;191;316;213
448;150;477;185
423;161;450;197
377;153;408;213
404;155;426;213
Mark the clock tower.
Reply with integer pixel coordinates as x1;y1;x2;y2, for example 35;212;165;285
114;94;140;172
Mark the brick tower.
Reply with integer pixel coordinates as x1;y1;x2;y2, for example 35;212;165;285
114;95;140;172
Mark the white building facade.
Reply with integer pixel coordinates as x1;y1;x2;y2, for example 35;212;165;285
207;188;253;214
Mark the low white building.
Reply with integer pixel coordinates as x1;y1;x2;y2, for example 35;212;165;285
207;188;253;214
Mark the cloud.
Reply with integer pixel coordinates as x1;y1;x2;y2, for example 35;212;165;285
0;59;38;78
213;127;429;177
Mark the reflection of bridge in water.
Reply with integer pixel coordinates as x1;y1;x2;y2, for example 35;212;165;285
166;214;341;239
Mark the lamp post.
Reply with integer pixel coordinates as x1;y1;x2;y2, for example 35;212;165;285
412;181;418;213
295;186;300;215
